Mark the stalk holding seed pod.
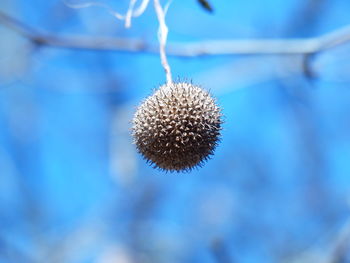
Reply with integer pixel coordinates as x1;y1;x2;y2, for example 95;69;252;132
132;82;223;172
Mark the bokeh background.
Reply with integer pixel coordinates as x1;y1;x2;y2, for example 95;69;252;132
1;0;350;262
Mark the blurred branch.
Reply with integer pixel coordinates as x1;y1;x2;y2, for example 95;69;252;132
210;238;234;263
1;10;350;56
0;10;155;53
288;218;350;263
326;218;350;263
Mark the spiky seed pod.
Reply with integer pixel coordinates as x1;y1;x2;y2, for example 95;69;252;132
132;82;223;172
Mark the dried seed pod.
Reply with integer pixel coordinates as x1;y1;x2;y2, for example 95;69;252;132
132;82;223;172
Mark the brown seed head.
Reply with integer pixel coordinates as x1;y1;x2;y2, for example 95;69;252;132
132;82;223;172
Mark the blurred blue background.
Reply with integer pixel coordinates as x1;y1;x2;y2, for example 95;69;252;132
1;0;350;262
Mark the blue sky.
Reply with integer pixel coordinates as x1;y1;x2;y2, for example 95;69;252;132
1;0;350;262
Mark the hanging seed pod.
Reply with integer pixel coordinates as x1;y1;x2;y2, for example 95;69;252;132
132;82;223;172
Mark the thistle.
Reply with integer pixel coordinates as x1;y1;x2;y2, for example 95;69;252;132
132;82;223;172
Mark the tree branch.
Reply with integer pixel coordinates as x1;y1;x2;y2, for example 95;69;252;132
1;10;350;57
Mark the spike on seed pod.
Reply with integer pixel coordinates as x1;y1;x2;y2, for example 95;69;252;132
132;81;223;172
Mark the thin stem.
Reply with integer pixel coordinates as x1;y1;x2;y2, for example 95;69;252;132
153;0;172;83
133;0;150;17
125;0;138;28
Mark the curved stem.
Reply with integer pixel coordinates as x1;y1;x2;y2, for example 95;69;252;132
153;0;172;83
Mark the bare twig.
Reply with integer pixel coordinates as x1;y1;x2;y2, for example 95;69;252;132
1;10;350;56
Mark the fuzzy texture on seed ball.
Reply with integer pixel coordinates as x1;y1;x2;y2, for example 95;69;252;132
132;82;223;172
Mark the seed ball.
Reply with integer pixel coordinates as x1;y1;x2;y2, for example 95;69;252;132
132;82;223;172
